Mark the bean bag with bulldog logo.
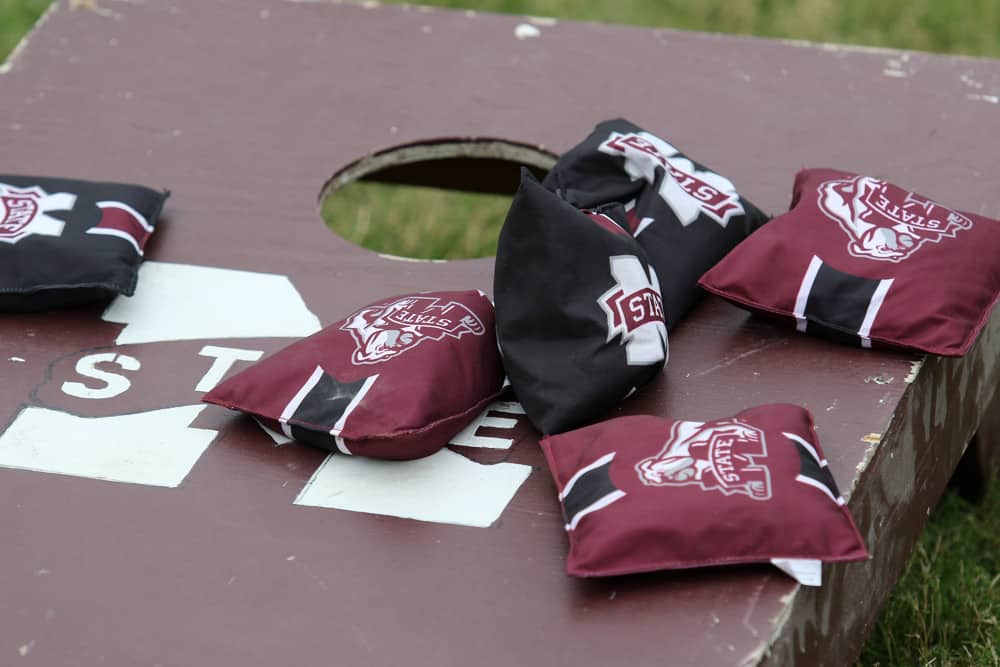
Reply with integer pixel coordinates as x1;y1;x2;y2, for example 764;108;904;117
203;290;504;460
494;169;668;435
0;175;167;311
539;404;868;585
542;118;770;330
699;168;1000;356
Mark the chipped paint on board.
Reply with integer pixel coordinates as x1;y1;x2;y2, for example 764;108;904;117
904;359;924;383
855;438;880;477
527;15;558;26
882;54;912;78
376;253;447;263
69;0;120;19
515;23;541;40
960;72;984;89
854;428;886;480
780;38;909;57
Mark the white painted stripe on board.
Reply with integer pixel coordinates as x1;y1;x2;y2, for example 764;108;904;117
254;418;293;445
490;401;525;415
195;345;264;393
294;449;531;528
0;405;216;487
448;399;524;450
103;262;321;344
448;423;514;449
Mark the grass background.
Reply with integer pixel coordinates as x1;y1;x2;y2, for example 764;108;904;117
3;1;998;665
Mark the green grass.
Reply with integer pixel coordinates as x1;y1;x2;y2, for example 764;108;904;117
322;182;512;259
863;483;999;667
4;2;999;665
416;0;1000;59
0;0;49;60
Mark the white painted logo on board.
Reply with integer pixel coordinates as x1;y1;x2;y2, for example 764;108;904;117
0;262;529;527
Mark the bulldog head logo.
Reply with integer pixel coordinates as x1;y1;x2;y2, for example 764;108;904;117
341;295;486;365
636;419;771;500
818;175;973;262
0;183;77;244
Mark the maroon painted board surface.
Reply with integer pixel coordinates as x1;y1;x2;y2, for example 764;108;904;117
1;2;999;665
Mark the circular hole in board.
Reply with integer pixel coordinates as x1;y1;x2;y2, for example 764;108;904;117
320;140;554;260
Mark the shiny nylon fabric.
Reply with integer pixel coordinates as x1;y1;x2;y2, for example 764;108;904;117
0;174;166;311
540;405;868;578
700;168;1000;356
542;118;770;330
494;170;667;435
203;290;505;460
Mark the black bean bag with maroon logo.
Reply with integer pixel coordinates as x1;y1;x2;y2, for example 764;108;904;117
0;175;167;311
539;404;869;584
203;290;505;460
699;168;1000;356
494;169;668;435
542;118;770;330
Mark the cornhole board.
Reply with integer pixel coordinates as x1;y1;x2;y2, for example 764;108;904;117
2;2;998;665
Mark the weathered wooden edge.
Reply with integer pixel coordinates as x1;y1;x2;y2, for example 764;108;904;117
753;307;1000;666
951;390;1000;501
